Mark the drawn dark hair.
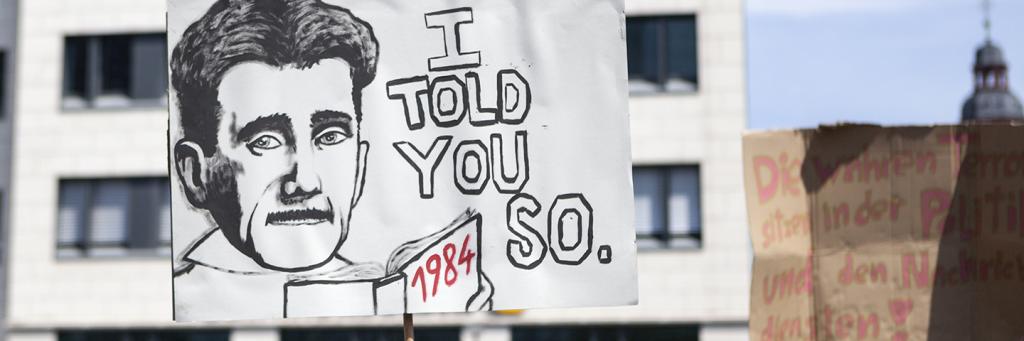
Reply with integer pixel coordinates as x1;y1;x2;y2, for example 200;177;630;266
171;0;379;154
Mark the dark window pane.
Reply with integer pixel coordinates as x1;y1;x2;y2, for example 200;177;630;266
0;50;6;116
127;178;166;249
626;17;660;82
57;177;171;257
100;35;133;95
626;15;699;92
667;166;700;236
665;17;698;86
632;166;702;248
512;326;699;341
57;181;91;248
621;326;698;341
59;330;229;341
63;37;89;98
158;178;172;246
511;327;590;341
63;33;168;107
632;168;665;238
131;34;167;100
89;180;132;246
282;328;461;341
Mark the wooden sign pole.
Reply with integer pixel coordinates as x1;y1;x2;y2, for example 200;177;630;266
403;313;415;341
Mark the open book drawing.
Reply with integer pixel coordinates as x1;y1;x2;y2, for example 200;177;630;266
284;210;490;317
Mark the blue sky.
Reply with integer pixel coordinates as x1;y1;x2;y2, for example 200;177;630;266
746;0;1024;129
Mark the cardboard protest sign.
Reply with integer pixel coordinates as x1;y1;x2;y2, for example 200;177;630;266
168;0;636;322
743;124;1024;341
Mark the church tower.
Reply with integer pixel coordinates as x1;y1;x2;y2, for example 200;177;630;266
962;0;1023;122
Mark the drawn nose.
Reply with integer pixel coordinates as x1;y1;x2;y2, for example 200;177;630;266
281;152;322;202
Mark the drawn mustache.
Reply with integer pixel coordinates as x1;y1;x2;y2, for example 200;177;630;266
265;208;334;226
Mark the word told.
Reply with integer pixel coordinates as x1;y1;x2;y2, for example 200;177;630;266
386;70;531;130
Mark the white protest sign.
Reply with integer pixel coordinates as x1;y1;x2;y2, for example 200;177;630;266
168;0;637;322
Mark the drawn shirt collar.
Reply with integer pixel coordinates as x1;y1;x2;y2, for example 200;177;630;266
182;228;273;275
182;228;354;276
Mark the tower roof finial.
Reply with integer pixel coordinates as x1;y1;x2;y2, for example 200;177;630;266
982;0;992;41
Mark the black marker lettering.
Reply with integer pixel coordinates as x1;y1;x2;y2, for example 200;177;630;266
430;75;468;128
506;193;546;269
490;131;529;193
453;140;489;195
424;8;481;71
466;72;498;126
548;194;593;265
498;69;531;124
386;76;430;130
393;136;453;199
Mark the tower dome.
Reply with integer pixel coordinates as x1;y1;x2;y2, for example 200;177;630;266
962;2;1023;123
962;41;1023;122
976;42;1007;68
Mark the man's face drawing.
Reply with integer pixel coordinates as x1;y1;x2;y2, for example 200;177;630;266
171;0;378;272
210;59;364;270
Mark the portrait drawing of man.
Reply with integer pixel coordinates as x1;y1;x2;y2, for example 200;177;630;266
169;0;491;321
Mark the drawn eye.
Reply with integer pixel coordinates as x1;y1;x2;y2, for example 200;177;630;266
246;134;283;154
315;128;349;147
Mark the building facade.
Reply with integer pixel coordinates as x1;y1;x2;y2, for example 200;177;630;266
4;0;749;340
0;0;19;336
0;1;14;188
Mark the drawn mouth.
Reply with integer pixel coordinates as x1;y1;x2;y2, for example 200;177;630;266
265;208;334;226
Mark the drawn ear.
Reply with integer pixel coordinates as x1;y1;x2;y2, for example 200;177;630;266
174;141;210;207
352;140;370;208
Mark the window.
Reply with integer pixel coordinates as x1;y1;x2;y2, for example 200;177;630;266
62;34;167;109
0;50;6;117
512;325;698;341
282;328;461;341
58;330;229;341
57;178;171;257
633;166;701;248
626;16;698;93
